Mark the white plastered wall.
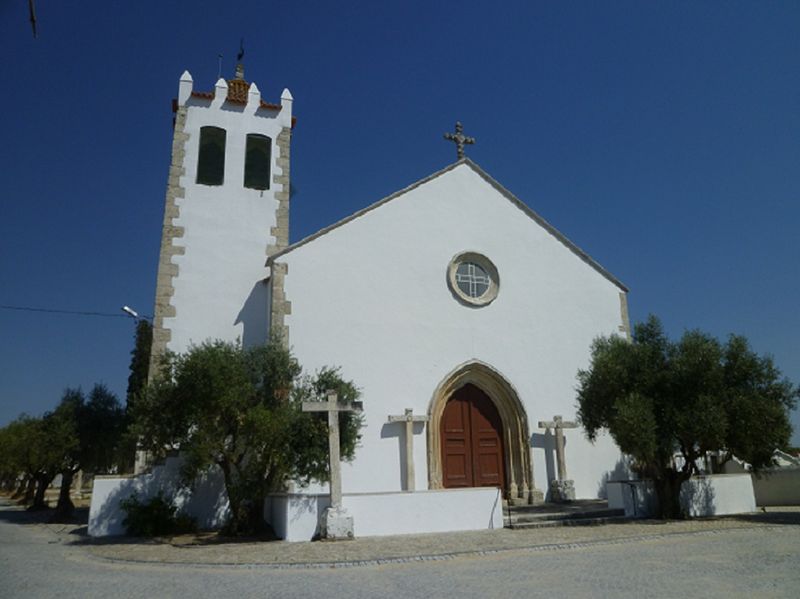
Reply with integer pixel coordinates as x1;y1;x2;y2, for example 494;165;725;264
165;77;292;354
281;163;627;500
264;488;503;542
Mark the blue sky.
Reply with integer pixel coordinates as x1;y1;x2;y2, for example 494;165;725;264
1;1;798;444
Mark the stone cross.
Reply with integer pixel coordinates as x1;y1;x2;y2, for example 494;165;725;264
302;391;363;509
538;415;578;482
387;408;429;491
443;121;475;159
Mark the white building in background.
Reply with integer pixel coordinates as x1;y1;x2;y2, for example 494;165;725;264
92;66;634;540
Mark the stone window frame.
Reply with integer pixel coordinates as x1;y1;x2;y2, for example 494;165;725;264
447;251;500;307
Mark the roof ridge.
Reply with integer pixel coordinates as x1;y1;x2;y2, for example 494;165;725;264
267;159;627;292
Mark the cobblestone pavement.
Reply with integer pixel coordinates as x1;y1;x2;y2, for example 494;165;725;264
1;501;798;598
82;507;800;567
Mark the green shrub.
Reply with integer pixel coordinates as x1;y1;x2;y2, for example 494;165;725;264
120;491;197;537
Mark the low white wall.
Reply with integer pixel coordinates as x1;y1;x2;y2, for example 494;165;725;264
607;474;756;518
753;468;800;506
265;487;504;542
88;456;229;537
681;474;756;517
263;493;330;542
607;480;657;517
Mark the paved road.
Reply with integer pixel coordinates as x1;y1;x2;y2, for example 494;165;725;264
1;512;798;598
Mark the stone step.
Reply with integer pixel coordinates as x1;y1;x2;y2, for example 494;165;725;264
505;514;631;529
503;500;626;529
507;506;625;523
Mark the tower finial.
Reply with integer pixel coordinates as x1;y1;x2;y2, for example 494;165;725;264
235;38;245;80
443;122;475;160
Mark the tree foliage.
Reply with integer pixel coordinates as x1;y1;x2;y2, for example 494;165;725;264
0;386;124;516
0;411;72;510
48;385;125;518
0;415;47;502
117;319;154;473
133;339;362;536
126;319;152;413
577;315;797;518
120;492;197;537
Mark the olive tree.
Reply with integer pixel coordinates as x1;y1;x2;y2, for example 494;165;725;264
133;339;362;535
577;316;797;518
50;385;125;520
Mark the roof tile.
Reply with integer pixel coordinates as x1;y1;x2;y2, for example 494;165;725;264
182;78;296;127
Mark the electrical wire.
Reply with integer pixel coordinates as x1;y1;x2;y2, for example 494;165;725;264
1;304;131;319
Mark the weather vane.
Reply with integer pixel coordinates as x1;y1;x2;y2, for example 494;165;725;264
234;38;245;79
443;122;475;160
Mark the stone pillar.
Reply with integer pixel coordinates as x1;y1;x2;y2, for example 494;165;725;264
387;409;429;492
303;391;363;540
538;415;578;503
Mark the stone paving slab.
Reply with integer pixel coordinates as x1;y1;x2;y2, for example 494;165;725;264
68;507;799;568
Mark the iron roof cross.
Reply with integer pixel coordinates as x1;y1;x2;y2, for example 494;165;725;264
443;121;475;160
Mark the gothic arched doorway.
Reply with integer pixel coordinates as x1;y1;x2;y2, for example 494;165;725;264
441;383;506;490
427;360;538;505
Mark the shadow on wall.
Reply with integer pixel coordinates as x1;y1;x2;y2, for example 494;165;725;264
680;476;716;516
88;456;230;537
235;280;269;348
596;456;634;500
752;468;800;506
380;421;426;490
288;495;323;526
291;495;328;541
530;431;557;501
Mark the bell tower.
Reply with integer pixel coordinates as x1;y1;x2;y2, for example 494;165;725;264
149;65;294;373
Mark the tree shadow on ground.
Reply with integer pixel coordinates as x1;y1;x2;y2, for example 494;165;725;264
64;520;281;548
605;508;800;527
166;526;280;546
0;497;89;527
726;509;800;526
2;495;282;547
0;504;51;525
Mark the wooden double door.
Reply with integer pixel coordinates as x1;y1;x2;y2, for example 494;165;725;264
441;383;506;491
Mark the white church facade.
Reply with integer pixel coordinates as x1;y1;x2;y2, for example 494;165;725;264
91;66;633;540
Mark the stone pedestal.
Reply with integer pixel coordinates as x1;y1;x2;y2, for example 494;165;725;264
508;487;545;506
529;488;545;505
321;506;354;540
550;479;575;503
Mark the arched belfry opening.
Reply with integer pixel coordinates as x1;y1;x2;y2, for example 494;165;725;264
427;361;536;505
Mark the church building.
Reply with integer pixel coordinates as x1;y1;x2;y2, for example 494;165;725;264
143;65;631;540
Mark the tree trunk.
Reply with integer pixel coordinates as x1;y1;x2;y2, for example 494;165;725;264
12;476;29;500
16;476;35;504
654;470;689;519
30;473;54;511
219;461;244;536
23;476;36;505
218;461;263;536
52;470;76;521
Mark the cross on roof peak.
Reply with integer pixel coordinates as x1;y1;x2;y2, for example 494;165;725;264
443;121;475;160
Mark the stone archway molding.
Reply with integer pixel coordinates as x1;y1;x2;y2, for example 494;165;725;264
427;360;539;506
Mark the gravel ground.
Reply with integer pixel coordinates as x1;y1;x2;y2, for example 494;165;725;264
1;501;798;599
9;499;797;567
